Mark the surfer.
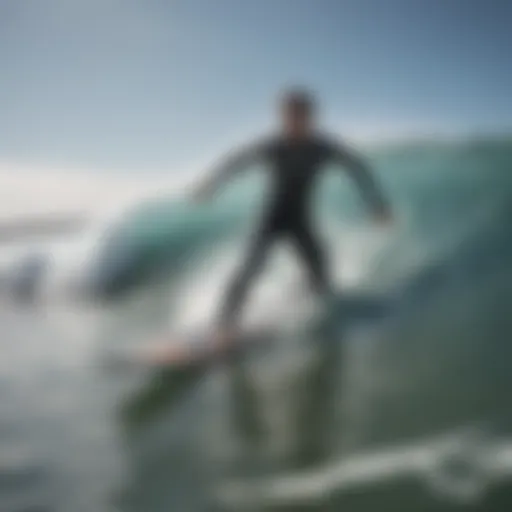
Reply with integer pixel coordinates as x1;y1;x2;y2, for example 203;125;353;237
193;89;392;346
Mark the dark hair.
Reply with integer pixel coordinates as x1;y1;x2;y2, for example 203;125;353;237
281;88;315;116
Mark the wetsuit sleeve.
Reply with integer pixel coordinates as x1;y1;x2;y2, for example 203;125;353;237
327;140;390;215
199;139;270;197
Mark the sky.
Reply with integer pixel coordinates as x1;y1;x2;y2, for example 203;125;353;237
1;0;511;174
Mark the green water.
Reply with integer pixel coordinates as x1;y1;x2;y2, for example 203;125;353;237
1;138;512;511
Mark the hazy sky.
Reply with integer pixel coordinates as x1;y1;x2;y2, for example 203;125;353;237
1;0;511;173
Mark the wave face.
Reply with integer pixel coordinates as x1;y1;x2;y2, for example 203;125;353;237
88;138;512;306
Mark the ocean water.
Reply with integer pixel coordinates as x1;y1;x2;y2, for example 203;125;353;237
1;138;512;511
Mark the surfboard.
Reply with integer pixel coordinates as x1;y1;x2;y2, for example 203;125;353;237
115;326;277;370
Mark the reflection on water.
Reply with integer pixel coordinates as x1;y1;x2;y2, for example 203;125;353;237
115;314;344;512
2;267;512;511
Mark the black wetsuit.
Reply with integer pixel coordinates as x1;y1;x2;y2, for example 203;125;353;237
207;134;389;328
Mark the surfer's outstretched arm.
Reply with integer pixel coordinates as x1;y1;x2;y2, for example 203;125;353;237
192;140;268;201
331;142;392;220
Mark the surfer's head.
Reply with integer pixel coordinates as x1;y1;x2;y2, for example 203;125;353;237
280;88;316;139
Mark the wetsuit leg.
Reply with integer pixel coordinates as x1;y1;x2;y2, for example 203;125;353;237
219;224;277;329
288;221;332;297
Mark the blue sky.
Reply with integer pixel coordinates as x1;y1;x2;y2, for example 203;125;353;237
1;0;511;173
